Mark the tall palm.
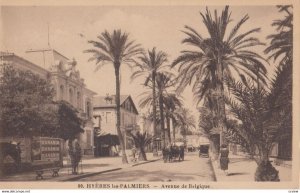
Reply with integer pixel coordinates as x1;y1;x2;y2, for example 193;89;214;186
172;6;267;146
131;47;168;155
139;72;176;148
173;108;196;147
198;95;222;158
155;72;176;148
140;92;183;144
265;5;293;67
264;6;293;165
162;93;183;143
84;29;143;164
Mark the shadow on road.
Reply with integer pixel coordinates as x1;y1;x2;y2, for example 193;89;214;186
81;169;201;181
227;172;250;176
229;158;252;164
80;157;215;182
80;164;110;168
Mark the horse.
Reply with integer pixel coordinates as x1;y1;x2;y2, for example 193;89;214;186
162;145;184;162
0;141;22;174
162;146;170;163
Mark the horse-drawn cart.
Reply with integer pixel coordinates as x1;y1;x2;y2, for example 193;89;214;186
199;143;210;158
162;143;185;163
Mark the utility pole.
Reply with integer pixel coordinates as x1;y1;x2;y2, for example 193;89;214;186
26;49;52;69
25;22;52;68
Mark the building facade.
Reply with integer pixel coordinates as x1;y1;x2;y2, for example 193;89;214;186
0;49;97;156
93;94;139;156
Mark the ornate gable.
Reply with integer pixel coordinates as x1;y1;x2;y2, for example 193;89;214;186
121;96;139;115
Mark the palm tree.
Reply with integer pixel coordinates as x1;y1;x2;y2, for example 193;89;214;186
138;71;176;148
162;93;183;144
84;29;143;164
155;72;177;148
173;108;196;147
265;5;293;67
172;6;267;147
225;73;290;181
127;131;153;161
198;97;222;158
131;47;168;155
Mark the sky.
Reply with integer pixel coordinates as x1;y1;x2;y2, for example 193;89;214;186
0;5;282;126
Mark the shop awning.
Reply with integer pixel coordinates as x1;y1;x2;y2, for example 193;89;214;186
95;133;120;146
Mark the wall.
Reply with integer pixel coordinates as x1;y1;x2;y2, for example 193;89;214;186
93;108;117;135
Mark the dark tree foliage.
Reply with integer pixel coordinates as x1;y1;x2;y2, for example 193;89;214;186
0;65;84;141
0;65;55;137
224;119;256;156
172;6;268;148
225;70;291;181
265;5;293;67
53;101;84;140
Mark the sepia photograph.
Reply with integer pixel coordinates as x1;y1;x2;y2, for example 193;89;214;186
0;0;299;190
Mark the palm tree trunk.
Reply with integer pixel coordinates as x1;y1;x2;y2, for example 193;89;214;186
115;66;128;164
159;92;165;148
172;117;176;143
209;134;220;160
152;72;158;156
216;54;227;148
183;126;187;148
255;145;279;181
166;113;171;144
138;147;147;161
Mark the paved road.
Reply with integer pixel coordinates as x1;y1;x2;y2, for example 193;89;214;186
80;152;216;182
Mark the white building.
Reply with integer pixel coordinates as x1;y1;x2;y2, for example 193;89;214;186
93;94;139;156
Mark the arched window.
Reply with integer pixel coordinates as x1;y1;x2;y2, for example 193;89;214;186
59;85;64;100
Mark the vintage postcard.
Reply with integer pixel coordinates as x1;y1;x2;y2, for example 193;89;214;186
0;0;299;190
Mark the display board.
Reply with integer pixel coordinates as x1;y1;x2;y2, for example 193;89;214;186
32;137;62;162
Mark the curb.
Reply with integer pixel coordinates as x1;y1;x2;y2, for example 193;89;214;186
131;158;161;167
61;158;161;181
61;168;122;181
209;157;218;182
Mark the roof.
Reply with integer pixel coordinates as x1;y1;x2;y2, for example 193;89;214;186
93;95;129;107
93;95;139;114
0;51;14;56
52;49;69;60
0;51;49;76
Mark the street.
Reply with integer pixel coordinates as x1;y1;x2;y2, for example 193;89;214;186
79;152;216;182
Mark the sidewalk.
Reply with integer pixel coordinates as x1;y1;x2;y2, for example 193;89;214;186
0;153;161;181
211;153;292;182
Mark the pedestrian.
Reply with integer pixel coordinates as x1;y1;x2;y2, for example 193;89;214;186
68;138;82;175
131;146;137;162
219;144;229;176
73;139;82;174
